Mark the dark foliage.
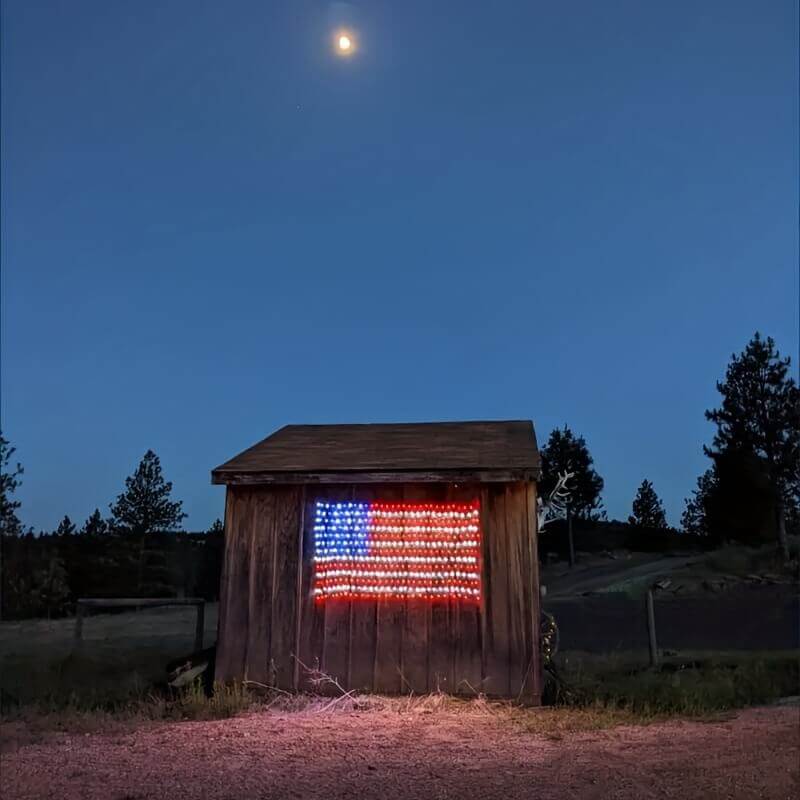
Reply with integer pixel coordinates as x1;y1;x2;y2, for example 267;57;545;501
0;433;25;536
1;534;70;618
1;528;225;619
107;450;188;594
80;509;109;536
709;451;780;546
109;450;187;536
681;467;719;538
683;456;783;546
705;333;799;492
55;515;77;537
698;333;799;551
628;479;667;529
196;519;224;601
0;448;224;620
538;517;708;562
540;426;604;520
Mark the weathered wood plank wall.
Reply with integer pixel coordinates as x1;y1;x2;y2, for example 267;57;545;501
215;481;541;701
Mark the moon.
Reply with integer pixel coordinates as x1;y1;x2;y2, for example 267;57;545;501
334;30;356;56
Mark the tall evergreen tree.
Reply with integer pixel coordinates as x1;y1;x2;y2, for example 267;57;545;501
0;433;25;536
109;450;186;594
109;450;186;535
681;467;719;537
704;333;799;556
55;515;77;537
629;479;667;528
540;426;604;520
80;508;109;536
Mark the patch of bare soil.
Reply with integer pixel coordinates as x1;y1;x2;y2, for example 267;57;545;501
2;706;798;800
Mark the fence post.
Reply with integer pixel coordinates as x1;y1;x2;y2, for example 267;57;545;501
567;506;575;569
646;589;659;668
74;602;85;641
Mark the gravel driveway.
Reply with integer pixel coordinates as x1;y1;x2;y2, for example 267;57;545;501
2;706;798;800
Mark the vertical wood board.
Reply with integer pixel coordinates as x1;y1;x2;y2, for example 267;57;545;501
347;484;381;692
296;489;326;691
505;483;529;698
371;484;406;694
449;483;483;695
215;488;254;682
320;487;354;691
483;485;511;696
270;486;302;689
245;489;275;684
526;482;542;703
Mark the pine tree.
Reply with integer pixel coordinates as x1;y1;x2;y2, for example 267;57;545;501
629;479;667;528
681;467;719;537
705;333;800;556
109;450;186;595
0;433;25;536
540;426;605;520
80;509;109;536
55;515;76;537
109;450;186;536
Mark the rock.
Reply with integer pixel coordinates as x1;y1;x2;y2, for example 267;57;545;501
166;645;216;694
774;696;800;706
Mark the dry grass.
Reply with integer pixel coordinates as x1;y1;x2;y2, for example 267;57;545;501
1;683;647;748
2;602;796;738
551;650;800;715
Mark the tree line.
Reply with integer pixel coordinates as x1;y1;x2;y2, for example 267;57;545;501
507;331;798;552
0;331;797;618
0;448;224;618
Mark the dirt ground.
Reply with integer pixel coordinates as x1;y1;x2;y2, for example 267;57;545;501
2;705;798;800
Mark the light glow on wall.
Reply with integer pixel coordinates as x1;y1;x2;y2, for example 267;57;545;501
313;500;481;601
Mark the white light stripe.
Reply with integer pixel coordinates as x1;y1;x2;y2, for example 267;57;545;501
316;540;479;550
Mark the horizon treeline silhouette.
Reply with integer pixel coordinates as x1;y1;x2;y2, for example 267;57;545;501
0;332;797;619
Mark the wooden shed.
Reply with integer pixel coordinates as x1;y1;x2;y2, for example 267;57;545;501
210;420;543;701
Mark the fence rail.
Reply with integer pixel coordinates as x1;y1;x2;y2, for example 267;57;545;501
545;585;799;655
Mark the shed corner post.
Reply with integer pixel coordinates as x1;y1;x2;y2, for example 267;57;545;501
214;486;232;683
527;480;543;706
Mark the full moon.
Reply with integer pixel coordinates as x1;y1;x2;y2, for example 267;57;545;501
338;35;351;51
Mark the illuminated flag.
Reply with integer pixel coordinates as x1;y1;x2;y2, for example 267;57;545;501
313;500;481;602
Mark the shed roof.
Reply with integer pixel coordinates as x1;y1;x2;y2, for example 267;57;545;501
211;420;540;485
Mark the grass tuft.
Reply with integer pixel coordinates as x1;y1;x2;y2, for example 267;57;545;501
546;654;799;716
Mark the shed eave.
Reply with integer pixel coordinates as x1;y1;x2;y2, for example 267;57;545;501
210;466;541;486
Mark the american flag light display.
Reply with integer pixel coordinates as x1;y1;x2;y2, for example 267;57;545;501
313;500;482;602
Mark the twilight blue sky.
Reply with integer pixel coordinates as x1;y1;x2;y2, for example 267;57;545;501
2;0;797;531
